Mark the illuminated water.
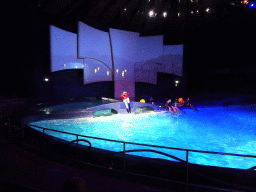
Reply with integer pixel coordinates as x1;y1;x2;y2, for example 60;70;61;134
30;105;256;169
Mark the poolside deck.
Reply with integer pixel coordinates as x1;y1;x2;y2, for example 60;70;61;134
84;101;160;116
21;101;161;123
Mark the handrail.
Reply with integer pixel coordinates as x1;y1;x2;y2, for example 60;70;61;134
27;123;256;159
26;123;256;192
111;149;186;163
68;139;91;151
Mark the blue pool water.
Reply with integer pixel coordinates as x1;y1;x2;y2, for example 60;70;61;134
30;104;256;169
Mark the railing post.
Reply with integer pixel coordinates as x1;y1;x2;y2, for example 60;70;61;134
41;128;46;151
123;142;126;172
76;135;79;157
186;150;189;192
42;128;45;150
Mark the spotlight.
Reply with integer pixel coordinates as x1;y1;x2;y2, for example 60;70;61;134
241;0;249;5
163;11;167;18
249;2;256;7
205;7;211;13
149;10;155;17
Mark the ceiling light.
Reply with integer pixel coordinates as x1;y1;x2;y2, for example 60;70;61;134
149;10;155;17
249;2;256;7
241;0;249;5
205;7;211;13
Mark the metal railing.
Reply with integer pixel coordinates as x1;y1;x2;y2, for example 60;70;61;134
23;124;256;191
8;122;256;191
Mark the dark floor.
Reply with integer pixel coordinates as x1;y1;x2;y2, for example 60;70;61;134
0;132;176;192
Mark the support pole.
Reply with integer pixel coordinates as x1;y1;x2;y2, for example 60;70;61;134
123;143;126;172
186;150;189;192
76;135;79;157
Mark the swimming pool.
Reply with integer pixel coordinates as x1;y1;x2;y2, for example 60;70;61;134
30;104;256;169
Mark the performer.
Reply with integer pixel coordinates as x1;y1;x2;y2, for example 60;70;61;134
121;91;131;113
165;99;179;113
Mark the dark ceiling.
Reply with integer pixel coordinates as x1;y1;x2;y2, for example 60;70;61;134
8;0;256;44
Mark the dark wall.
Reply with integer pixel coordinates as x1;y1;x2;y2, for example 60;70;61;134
50;70;186;102
203;72;256;94
51;69;114;100
135;73;186;102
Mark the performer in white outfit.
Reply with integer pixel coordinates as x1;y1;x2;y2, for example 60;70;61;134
121;91;131;113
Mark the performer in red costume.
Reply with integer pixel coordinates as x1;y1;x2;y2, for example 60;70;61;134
121;91;131;113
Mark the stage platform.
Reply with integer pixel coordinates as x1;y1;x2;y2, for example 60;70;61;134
22;102;160;123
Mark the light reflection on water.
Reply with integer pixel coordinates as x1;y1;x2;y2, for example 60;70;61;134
31;105;256;169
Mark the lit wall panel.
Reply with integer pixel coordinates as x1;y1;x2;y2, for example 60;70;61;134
109;29;140;100
50;25;83;72
135;36;163;84
78;22;112;84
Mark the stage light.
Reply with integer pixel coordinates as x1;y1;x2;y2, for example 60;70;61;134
107;71;109;76
98;67;100;70
122;71;125;77
149;10;155;17
205;7;211;13
75;66;77;68
163;12;167;18
64;64;66;67
249;2;256;7
95;69;97;74
124;69;127;72
242;0;249;5
116;69;119;73
175;80;179;84
44;78;49;82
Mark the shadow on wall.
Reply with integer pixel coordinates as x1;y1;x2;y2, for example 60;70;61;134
49;69;185;101
135;73;185;102
50;69;114;100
